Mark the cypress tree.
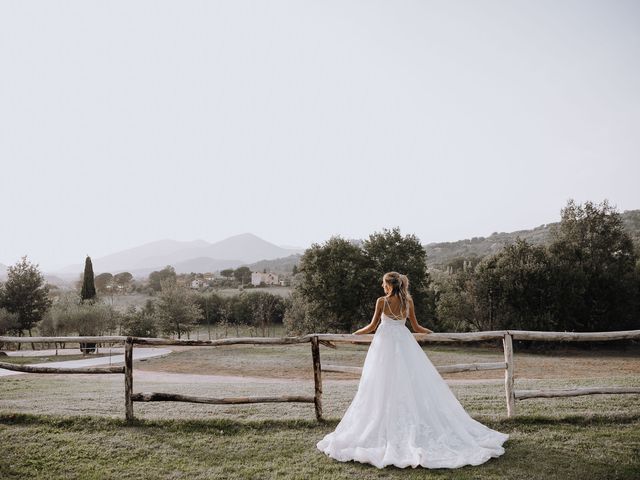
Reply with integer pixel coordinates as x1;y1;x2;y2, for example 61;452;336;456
79;255;97;354
80;256;97;302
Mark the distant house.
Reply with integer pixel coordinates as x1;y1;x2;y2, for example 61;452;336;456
190;279;204;289
251;272;279;286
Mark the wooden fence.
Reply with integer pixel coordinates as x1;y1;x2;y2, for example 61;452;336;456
1;329;639;420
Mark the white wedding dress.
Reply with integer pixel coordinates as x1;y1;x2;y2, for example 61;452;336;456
316;307;509;469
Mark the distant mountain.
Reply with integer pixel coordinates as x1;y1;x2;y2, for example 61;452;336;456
55;233;304;276
425;209;640;268
58;238;210;274
48;209;640;277
139;233;299;269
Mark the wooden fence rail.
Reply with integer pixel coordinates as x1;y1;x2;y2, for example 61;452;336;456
0;363;124;375
1;329;639;420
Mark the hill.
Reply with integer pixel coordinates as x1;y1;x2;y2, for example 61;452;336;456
246;254;302;274
425;209;640;268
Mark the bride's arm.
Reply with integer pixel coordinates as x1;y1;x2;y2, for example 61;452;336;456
407;298;433;334
353;298;383;334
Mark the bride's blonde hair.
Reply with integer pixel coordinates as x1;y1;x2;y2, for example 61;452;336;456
383;272;411;316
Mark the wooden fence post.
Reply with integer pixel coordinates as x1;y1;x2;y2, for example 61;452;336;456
311;335;323;421
125;337;134;421
503;333;515;417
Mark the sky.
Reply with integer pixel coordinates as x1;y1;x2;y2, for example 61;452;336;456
1;0;639;271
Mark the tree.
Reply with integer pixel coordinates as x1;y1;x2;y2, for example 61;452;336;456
362;227;436;328
245;291;286;336
1;256;52;336
148;266;177;292
292;236;374;333
220;269;235;280
227;292;253;325
120;303;158;337
472;238;554;331
548;199;639;331
94;273;114;294
234;266;252;285
434;271;479;332
156;280;203;338
79;256;98;352
40;297;117;338
114;272;133;291
193;292;228;339
0;307;19;336
39;292;81;336
283;289;317;335
495;239;554;330
432;200;640;333
80;256;97;302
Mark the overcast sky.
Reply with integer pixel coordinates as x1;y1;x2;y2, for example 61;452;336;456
1;0;639;271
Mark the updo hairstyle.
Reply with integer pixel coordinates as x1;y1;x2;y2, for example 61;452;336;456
382;271;412;316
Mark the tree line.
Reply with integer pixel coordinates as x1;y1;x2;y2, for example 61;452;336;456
119;286;288;339
0;257;288;344
285;200;640;334
436;200;639;333
1;199;639;342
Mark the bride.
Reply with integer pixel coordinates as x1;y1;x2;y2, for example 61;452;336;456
316;271;509;469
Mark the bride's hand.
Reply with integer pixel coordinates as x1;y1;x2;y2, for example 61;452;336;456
418;327;433;334
353;327;369;335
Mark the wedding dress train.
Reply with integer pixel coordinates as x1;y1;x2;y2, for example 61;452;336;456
316;312;508;469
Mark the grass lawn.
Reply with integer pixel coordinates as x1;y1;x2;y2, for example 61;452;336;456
1;343;638;479
1;412;639;480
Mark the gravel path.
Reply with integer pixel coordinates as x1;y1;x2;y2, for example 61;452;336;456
5;348;128;357
0;348;172;377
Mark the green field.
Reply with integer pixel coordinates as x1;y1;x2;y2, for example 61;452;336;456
1;343;639;479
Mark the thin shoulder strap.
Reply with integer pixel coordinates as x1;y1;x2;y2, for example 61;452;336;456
384;296;404;320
